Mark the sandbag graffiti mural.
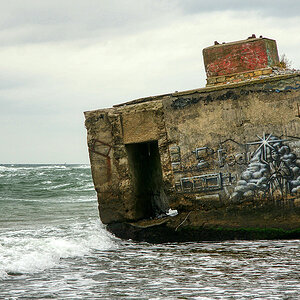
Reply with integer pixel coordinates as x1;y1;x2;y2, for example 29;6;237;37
232;134;300;200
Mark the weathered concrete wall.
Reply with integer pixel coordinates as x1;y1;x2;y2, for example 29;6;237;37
163;75;300;210
85;74;300;240
85;100;171;224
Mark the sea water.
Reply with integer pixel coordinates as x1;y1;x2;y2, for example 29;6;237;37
0;164;299;299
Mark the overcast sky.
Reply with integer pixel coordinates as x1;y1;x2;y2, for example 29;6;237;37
0;0;299;164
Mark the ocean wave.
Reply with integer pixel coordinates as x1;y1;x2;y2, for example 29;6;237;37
71;164;91;169
35;165;68;170
0;220;116;279
0;164;89;171
41;180;52;184
34;164;90;170
46;183;70;190
0;165;20;172
0;164;94;201
0;196;97;203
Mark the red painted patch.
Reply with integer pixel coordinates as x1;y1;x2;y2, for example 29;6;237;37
203;39;275;77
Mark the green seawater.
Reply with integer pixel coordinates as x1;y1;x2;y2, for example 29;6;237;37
0;164;300;299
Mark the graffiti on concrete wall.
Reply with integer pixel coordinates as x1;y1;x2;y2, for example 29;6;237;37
232;133;300;200
171;133;300;200
175;172;235;193
170;146;181;172
171;139;251;174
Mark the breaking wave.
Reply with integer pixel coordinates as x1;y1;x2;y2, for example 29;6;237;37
0;164;117;280
0;220;116;279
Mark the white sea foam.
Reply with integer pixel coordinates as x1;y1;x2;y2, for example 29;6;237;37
36;165;68;169
0;164;75;172
71;164;91;169
41;180;52;184
0;165;19;172
47;183;70;190
0;220;116;279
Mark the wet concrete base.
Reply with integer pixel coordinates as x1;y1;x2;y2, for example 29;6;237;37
107;222;300;243
106;207;300;243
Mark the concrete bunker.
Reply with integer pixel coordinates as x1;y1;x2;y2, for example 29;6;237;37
85;35;300;242
126;140;169;219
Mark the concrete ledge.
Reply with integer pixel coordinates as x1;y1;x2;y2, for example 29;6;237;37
107;73;300;109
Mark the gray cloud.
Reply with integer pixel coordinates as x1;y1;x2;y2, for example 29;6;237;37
0;1;299;163
0;0;178;45
1;0;298;46
176;0;300;17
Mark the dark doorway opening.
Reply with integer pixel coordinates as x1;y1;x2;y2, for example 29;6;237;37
126;141;169;219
